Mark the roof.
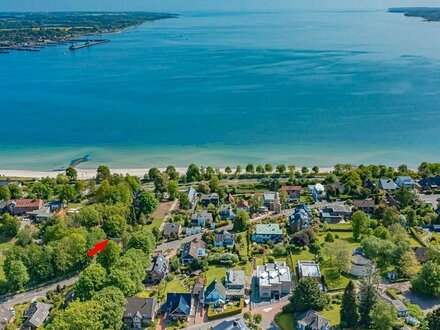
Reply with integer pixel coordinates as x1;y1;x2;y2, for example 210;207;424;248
151;254;169;279
257;262;291;287
124;297;157;319
9;199;43;208
413;247;429;263
201;193;219;200
0;306;13;325
162;293;192;316
164;223;181;236
186;187;198;201
24;302;52;328
205;279;227;299
254;224;282;235
215;230;235;243
237;200;249;208
297;261;321;277
322;204;352;213
297;310;330;330
226;269;245;287
397;176;415;184
419;176;440;189
280;185;303;192
263;192;277;201
391;299;408;312
227;194;236;202
379;178;397;190
181;238;206;260
212;319;250;330
354;199;375;208
192;210;213;222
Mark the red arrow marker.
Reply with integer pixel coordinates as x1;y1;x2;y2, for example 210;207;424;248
87;239;109;257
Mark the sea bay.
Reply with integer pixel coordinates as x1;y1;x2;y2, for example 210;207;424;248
1;5;440;170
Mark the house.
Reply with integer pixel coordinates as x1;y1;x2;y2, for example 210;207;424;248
27;205;52;222
297;261;323;289
263;192;281;212
204;279;227;307
296;310;330;330
227;194;235;203
212;318;249;330
163;223;182;239
192;278;205;305
418;176;440;192
186;187;198;209
252;224;283;244
201;193;220;207
396;176;416;189
391;299;409;317
22;302;52;330
236;200;249;212
289;204;313;233
180;238;206;265
185;226;202;236
354;199;375;215
308;184;326;202
124;297;157;329
280;186;303;201
319;205;352;223
379;179;397;192
214;230;235;248
7;199;43;216
161;293;192;321
328;181;346;194
220;204;235;221
256;261;292;299
149;253;169;283
225;269;245;299
0;306;14;329
191;210;213;227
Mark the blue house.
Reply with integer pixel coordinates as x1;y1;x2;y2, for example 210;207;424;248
396;176;416;189
161;293;192;321
204;279;227;307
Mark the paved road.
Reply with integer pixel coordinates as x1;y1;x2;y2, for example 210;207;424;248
0;276;79;309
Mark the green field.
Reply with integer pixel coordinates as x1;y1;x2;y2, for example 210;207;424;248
205;265;228;284
164;278;188;294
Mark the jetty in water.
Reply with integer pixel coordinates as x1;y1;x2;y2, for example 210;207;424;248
69;39;110;51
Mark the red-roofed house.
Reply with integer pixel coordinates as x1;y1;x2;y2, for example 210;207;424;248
280;186;303;200
7;199;43;216
236;200;249;212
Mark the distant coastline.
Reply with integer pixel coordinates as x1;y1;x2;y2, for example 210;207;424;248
389;7;440;22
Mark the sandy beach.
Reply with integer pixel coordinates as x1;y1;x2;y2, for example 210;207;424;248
0;166;335;180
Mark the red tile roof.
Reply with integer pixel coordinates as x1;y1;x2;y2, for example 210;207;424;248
280;185;303;192
9;199;43;208
237;200;249;208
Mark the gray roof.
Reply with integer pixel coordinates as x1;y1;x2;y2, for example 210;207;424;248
23;302;52;328
164;223;181;236
191;210;213;222
354;199;375;208
186;187;198;202
379;178;397;190
124;297;157;319
151;254;169;279
297;310;330;330
181;238;205;260
391;299;408;313
205;279;227;299
212;318;250;330
162;293;192;316
225;269;245;287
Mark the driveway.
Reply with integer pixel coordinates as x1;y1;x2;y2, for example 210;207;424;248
251;299;289;330
418;193;440;208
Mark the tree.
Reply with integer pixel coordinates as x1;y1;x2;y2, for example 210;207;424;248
301;166;309;175
361;236;395;266
5;260;29;290
165;165;179;180
292;231;310;247
394;188;415;207
29;182;51;199
265;164;273;173
96;165;111;181
97;240;121;271
66;166;78;181
325;233;334;243
154;172;169;196
92;286;126;330
179;192;191;210
103;215;126;238
352;211;370;240
312;166;319;175
412;261;440;296
289;277;325;313
167;180;179;200
1;213;20;237
8;183;22;199
382;207;400;227
322;240;352;274
272;245;287;257
137;191;159;216
233;210;250;232
209;175;220;192
186;164;200;182
16;225;33;246
245;164;254;174
59;184;77;202
127;230;156;255
370;300;397;330
398;250;419;278
47;300;104;330
75;205;101;228
427;307;440;330
341;281;359;328
359;280;378;327
235;165;242;175
225;166;232;174
256;165;265;174
0;185;11;201
75;263;107;301
276;164;286;174
107;269;137;296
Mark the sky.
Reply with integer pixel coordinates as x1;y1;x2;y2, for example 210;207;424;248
1;0;439;13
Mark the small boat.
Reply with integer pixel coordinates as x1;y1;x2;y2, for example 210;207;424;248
70;155;90;167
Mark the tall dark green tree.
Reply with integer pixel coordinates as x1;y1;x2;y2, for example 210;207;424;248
427;307;440;330
341;281;359;328
359;280;378;327
186;164;200;182
288;277;326;313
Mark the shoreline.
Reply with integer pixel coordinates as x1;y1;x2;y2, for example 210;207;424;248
0;166;336;180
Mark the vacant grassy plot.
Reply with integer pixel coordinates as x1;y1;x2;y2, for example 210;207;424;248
206;265;228;284
317;229;360;249
164;278;188;294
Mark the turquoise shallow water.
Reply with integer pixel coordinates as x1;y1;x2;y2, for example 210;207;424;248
1;7;440;170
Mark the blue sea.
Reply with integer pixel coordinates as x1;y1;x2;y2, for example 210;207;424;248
1;5;440;170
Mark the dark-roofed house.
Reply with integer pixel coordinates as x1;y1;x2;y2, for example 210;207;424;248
391;299;409;317
297;310;330;330
379;179;397;192
161;293;192;321
214;230;235;248
163;223;182;239
180;238;206;265
22;302;52;330
191;210;213;227
319;205;352;223
124;297;158;329
289;204;313;233
8;199;43;216
204;279;227;307
192;278;205;305
201;193;220;207
354;199;375;215
212;318;250;330
220;204;235;221
418;176;440;192
0;306;14;329
185;187;198;209
149;253;169;283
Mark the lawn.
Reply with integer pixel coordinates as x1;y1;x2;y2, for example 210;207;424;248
326;223;352;231
321;267;350;291
145;217;164;231
233;262;252;276
317;230;360;249
205;265;228;284
275;313;295;330
322;303;341;326
164;278;188;294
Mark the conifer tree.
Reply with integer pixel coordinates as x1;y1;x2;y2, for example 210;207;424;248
341;280;360;328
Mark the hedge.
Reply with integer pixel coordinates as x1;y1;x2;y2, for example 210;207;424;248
207;298;244;320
